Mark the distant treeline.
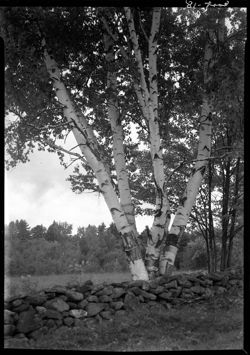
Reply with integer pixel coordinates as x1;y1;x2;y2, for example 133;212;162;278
4;219;243;276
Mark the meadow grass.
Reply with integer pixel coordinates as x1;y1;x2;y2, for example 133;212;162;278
4;272;131;299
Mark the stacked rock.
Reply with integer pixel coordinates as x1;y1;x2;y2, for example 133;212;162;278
4;268;243;343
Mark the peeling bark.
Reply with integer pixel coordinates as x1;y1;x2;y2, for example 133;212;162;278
42;33;148;281
160;21;225;275
104;31;137;235
125;7;170;278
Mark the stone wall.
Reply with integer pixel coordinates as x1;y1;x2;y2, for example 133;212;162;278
4;268;243;343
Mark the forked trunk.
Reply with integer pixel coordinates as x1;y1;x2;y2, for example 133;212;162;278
160;21;225;275
41;31;148;281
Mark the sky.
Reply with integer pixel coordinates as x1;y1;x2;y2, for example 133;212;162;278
4;132;154;234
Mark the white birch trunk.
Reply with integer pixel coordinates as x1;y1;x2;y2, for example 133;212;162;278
104;32;137;235
42;38;148;280
160;24;225;275
125;7;171;278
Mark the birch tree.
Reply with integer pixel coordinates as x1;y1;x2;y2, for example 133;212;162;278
3;7;245;280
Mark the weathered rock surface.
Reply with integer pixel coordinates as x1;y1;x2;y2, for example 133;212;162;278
16;308;42;334
86;303;105;317
45;298;70;312
69;309;87;318
4;267;243;343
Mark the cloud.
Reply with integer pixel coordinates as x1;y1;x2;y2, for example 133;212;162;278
5;136;153;234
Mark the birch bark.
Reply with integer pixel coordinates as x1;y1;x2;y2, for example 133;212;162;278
41;34;148;280
160;21;225;275
103;32;137;235
124;7;171;278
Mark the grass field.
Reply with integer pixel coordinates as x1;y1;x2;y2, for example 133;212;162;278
4;269;206;299
4;272;132;299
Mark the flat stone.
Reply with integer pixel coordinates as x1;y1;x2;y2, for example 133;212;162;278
35;306;47;314
159;275;178;285
149;280;159;289
151;286;165;294
190;286;206;294
96;286;113;296
65;290;83;302
45;298;70;312
76;284;93;294
78;299;88;309
158;292;173;301
59;295;68;301
48;286;68;294
110;301;124;310
208;272;225;281
99;295;113;303
4;309;15;324
69;309;87;318
171;287;182;298
164;280;178;289
130;287;141;296
115;310;126;317
91;284;104;294
12;299;23;307
178;279;193;288
25;293;47;306
141;282;150;291
87;295;99;302
86;303;105;317
128;280;145;288
12;303;30;313
16;309;42;334
124;292;140;311
187;276;201;283
112;287;126;299
100;311;113;320
44;309;63;320
64;317;75;326
138;290;157;300
4;324;16;336
67;301;78;309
